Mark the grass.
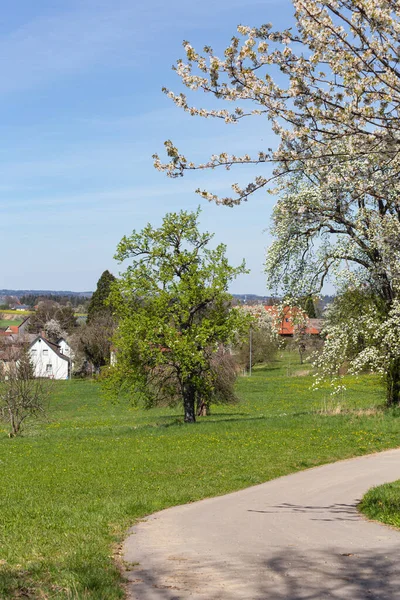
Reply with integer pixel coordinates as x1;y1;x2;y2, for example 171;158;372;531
0;319;23;328
0;353;399;599
359;480;400;529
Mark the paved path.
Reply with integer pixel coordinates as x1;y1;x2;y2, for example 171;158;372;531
123;448;400;599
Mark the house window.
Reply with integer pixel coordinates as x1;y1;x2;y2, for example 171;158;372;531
43;349;48;355
31;349;37;354
46;364;52;372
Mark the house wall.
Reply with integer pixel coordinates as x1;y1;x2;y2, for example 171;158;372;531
58;339;73;358
29;338;69;380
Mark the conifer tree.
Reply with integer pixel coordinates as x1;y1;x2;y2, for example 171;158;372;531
87;270;116;324
303;296;317;320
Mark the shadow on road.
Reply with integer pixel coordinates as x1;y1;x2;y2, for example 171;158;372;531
125;546;400;599
248;501;360;521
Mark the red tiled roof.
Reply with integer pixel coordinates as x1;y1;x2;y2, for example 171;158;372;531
264;305;322;336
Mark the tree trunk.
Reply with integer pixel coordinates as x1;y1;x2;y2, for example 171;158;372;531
183;383;196;423
386;359;400;406
9;407;19;437
197;399;209;417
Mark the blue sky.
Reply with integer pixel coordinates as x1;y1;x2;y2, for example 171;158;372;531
1;0;296;294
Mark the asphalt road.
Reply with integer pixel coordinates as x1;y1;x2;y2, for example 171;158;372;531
123;448;400;599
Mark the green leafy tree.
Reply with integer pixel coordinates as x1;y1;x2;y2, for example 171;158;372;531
105;208;249;423
87;270;116;324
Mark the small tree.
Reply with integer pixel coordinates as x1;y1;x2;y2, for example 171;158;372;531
0;350;50;437
285;307;310;365
197;347;239;416
72;314;116;374
105;208;250;422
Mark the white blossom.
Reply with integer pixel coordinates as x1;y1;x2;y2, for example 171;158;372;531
154;1;400;206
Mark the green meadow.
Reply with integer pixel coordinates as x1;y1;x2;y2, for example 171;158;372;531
0;353;399;599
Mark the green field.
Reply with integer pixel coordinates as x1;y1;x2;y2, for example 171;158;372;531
359;480;400;529
0;319;23;328
0;312;25;329
0;353;399;599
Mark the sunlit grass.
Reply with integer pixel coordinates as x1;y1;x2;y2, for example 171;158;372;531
359;480;400;529
0;352;399;598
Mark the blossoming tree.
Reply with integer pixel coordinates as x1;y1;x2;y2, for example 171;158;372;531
311;289;400;402
154;0;400;207
154;0;400;405
265;168;400;404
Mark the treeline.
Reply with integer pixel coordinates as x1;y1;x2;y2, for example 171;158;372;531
20;294;91;309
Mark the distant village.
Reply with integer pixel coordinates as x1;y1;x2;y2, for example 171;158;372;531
0;291;91;380
0;288;328;381
0;316;74;380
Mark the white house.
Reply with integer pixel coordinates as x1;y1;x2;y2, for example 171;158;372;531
12;304;31;311
29;335;71;380
57;337;73;359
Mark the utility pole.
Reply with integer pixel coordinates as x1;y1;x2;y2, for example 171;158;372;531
249;325;252;376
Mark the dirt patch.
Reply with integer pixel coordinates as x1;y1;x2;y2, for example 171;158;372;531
0;313;22;321
319;405;384;416
292;369;312;377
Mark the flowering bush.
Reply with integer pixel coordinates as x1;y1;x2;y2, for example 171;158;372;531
313;294;400;403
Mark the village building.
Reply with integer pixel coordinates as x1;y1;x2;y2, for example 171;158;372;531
4;316;31;337
264;305;323;337
28;335;72;380
11;304;31;311
0;317;74;379
57;337;73;358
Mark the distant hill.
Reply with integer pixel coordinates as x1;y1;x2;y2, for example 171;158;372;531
232;294;279;304
0;290;335;307
0;290;92;298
